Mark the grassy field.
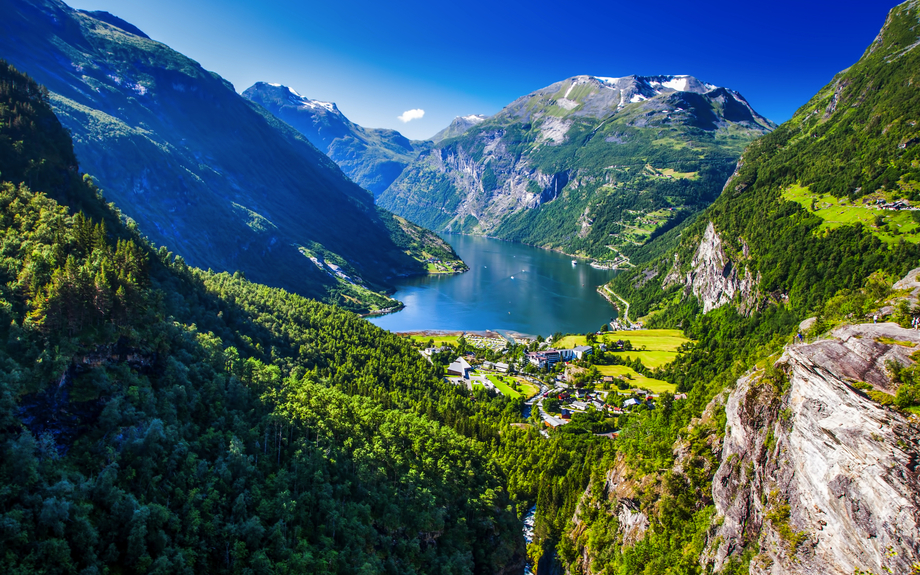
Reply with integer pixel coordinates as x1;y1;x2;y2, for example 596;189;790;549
555;329;690;370
611;350;678;370
782;184;920;245
407;334;461;347
596;365;676;394
486;375;522;398
556;329;689;351
517;379;540;398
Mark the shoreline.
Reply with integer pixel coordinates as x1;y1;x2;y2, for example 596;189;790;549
396;329;536;341
441;231;629;269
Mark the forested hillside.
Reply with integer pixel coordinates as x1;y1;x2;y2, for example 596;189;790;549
557;2;920;573
0;0;465;314
0;59;525;574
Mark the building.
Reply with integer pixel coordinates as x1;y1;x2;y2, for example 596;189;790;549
447;357;473;379
483;361;510;373
422;346;450;358
527;349;561;368
558;348;576;361
622;398;641;409
573;345;593;360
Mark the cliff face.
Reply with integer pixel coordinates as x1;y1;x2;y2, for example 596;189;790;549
663;221;760;313
706;322;920;574
378;75;771;257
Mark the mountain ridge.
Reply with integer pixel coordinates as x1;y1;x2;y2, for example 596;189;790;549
242;81;427;197
378;73;775;262
0;0;465;313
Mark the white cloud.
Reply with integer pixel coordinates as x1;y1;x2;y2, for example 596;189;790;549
398;108;425;123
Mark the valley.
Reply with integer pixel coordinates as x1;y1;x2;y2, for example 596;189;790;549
1;1;920;575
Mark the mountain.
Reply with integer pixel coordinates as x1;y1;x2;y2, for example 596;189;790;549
378;74;775;263
561;2;920;573
0;0;465;314
0;60;524;574
430;114;488;143
242;82;428;197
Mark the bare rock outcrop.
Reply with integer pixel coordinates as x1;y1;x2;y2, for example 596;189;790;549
705;322;920;575
664;221;759;313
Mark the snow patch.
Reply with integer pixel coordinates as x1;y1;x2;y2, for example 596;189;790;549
268;82;282;87
629;93;647;103
303;100;336;113
287;86;302;97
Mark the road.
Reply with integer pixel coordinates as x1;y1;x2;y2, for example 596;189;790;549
602;286;630;324
523;376;571;433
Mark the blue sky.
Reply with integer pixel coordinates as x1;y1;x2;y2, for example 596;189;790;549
70;0;896;140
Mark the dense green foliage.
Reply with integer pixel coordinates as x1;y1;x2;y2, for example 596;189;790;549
0;60;525;574
562;4;920;573
0;0;460;314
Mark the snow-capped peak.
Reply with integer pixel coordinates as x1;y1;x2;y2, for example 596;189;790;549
303;100;337;113
643;75;718;94
592;74;718;95
254;82;339;114
461;114;487;123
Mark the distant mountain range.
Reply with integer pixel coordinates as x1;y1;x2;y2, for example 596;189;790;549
378;74;775;262
242;82;431;197
0;0;464;312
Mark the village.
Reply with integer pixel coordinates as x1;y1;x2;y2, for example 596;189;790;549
406;327;690;437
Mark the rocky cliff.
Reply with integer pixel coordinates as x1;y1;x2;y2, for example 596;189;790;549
706;321;920;574
663;221;760;313
566;318;920;575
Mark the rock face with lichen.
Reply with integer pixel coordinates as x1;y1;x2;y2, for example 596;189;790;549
663;221;760;313
704;322;920;574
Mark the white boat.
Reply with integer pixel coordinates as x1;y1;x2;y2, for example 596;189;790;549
571;259;577;266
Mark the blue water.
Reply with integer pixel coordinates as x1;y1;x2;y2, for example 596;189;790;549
369;234;619;337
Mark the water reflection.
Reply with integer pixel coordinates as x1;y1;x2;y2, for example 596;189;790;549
370;235;619;336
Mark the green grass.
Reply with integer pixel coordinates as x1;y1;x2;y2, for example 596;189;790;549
875;336;919;347
596;365;675;394
486;375;522;398
517;379;540;399
610;350;678;370
407;334;461;347
782;184;920;245
556;329;689;354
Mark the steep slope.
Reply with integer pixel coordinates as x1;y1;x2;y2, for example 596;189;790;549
557;3;920;574
0;59;524;574
705;321;920;575
612;0;920;321
0;0;463;313
378;75;774;261
243;82;428;197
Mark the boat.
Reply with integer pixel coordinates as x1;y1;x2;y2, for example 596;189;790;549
571;260;577;266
